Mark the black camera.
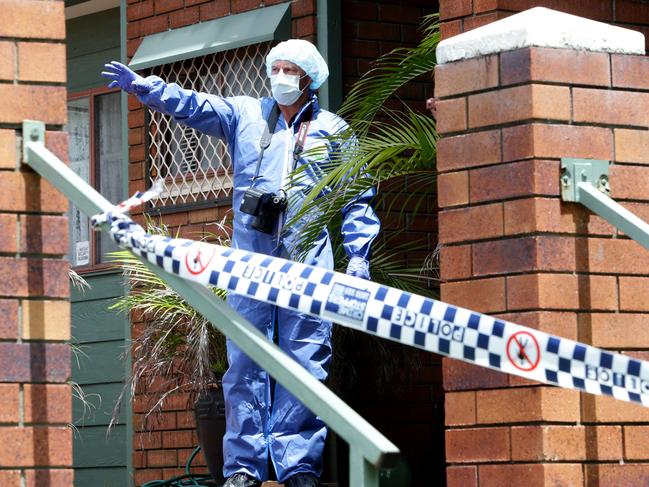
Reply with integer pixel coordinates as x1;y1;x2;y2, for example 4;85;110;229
240;187;288;234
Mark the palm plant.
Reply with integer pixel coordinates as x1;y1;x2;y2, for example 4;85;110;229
287;13;440;294
108;218;229;426
284;15;441;398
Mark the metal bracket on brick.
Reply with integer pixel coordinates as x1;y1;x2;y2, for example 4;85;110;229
22;120;45;163
561;156;649;252
560;157;610;203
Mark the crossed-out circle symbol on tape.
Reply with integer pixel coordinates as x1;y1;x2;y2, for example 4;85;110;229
506;331;541;372
185;244;216;275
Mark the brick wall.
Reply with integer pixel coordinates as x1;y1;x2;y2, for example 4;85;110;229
0;0;72;485
437;4;649;486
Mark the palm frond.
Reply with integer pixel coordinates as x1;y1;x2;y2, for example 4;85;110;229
283;13;440;296
106;224;229;430
368;232;438;294
287;108;438;260
69;269;91;293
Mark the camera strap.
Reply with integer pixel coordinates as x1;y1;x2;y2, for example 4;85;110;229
251;102;280;183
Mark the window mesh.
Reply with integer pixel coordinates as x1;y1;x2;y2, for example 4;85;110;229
147;42;272;207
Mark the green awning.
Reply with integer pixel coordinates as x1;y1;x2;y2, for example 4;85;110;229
129;2;291;70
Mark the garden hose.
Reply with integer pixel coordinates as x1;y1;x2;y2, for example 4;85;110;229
140;445;216;487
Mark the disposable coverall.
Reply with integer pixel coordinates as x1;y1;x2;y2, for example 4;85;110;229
135;80;381;482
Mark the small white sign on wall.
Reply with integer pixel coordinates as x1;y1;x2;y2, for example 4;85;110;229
75;241;89;266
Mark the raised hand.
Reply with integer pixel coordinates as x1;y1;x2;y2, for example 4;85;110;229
101;61;151;95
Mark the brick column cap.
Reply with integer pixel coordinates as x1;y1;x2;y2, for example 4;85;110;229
436;7;644;65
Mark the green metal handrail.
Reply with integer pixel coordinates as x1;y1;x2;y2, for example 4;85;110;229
22;120;399;486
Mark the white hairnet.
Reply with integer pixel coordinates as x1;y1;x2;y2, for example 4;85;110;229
266;39;329;90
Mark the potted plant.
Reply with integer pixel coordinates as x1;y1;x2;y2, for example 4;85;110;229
108;218;229;485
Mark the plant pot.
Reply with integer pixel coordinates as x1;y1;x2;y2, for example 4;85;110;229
195;383;226;485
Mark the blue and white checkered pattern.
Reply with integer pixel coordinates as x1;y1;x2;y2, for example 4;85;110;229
97;211;649;408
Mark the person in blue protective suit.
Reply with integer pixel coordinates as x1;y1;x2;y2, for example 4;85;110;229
102;39;380;487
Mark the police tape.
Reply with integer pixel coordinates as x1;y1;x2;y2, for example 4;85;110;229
95;210;649;408
91;179;164;226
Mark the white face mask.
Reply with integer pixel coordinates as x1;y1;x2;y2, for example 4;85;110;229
270;72;305;106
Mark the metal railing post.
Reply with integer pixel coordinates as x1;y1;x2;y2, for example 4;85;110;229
21;120;399;486
350;447;380;487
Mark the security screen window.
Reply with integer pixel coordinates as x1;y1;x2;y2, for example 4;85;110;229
66;89;123;268
146;42;271;209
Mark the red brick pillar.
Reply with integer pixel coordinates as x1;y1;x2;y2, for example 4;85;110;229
0;1;72;485
435;7;649;486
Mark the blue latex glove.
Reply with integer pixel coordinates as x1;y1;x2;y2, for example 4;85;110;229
101;61;151;95
346;255;370;280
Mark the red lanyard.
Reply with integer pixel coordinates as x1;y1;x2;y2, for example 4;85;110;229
292;120;311;166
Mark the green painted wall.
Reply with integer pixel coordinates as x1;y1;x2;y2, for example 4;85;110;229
67;8;120;93
67;8;129;484
71;272;129;487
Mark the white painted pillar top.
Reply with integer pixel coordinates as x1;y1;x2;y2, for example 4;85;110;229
436;7;645;65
